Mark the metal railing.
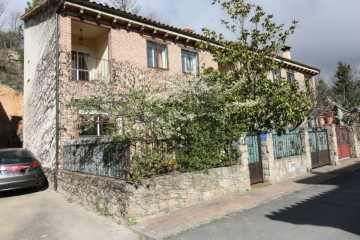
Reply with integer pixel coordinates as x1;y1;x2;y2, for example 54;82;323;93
273;132;303;159
71;55;111;81
63;138;128;179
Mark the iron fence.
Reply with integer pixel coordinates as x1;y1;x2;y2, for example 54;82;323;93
273;132;303;159
63;138;128;179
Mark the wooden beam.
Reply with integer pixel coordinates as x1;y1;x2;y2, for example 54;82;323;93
96;13;101;25
78;8;84;20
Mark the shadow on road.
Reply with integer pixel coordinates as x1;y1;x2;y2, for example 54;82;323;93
0;177;49;198
267;161;360;236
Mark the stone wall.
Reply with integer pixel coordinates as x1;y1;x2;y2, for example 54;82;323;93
349;126;360;158
272;155;309;183
260;131;311;183
52;164;250;223
324;124;339;165
127;165;250;219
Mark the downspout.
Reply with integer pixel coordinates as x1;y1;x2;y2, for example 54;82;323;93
54;0;64;192
54;12;60;192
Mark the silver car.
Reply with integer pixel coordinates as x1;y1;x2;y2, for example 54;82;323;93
0;148;45;192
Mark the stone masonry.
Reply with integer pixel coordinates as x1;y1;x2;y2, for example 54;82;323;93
56;164;250;224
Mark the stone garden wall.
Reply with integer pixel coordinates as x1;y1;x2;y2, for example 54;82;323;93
127;165;250;219
50;164;250;223
260;131;311;183
272;155;310;183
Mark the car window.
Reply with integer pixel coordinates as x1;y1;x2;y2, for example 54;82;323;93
0;149;33;158
0;157;34;165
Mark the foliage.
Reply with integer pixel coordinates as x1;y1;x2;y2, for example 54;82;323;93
95;202;109;216
198;0;312;133
25;0;41;11
68;0;313;182
316;78;333;109
0;49;23;92
0;0;24;92
333;61;360;109
127;218;137;226
127;146;177;183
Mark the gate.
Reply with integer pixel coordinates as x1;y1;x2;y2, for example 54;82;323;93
246;134;263;184
336;126;351;159
309;128;331;168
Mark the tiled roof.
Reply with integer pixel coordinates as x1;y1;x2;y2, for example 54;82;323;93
22;0;320;74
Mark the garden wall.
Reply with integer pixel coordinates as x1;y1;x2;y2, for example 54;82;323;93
52;164;250;223
272;155;309;183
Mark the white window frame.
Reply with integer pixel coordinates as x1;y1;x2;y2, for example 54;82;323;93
181;49;199;74
147;41;169;69
78;111;123;137
71;51;92;81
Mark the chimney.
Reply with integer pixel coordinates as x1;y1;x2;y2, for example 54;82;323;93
183;28;195;34
282;45;292;59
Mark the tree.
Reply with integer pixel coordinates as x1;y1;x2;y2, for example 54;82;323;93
316;78;332;109
68;0;314;180
108;0;141;14
198;0;312;133
0;0;6;30
9;10;21;31
332;61;359;109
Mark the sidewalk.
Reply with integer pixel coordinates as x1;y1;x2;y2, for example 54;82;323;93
132;158;360;240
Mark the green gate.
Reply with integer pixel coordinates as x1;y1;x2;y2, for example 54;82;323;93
246;134;263;184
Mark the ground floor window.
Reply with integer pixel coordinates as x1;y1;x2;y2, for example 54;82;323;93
78;115;122;137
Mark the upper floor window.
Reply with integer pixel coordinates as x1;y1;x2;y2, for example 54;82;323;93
272;69;281;82
287;72;295;83
181;49;199;74
147;41;168;69
71;51;91;81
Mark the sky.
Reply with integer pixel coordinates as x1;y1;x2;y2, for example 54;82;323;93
8;0;360;83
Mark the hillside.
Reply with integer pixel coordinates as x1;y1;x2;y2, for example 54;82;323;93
0;49;23;93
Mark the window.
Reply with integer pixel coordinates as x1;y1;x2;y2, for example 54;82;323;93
79;115;122;137
287;72;295;83
147;41;168;69
181;49;199;74
272;69;281;82
71;51;91;80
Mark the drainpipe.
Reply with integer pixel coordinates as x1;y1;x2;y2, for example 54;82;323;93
54;0;64;192
54;12;60;192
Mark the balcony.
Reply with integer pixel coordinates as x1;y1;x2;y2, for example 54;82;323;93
71;53;110;81
71;20;110;81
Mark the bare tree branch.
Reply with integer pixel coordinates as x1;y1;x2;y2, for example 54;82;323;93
108;0;141;14
0;0;7;30
145;8;161;22
8;10;21;31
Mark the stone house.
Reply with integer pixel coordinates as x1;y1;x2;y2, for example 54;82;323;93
22;0;324;222
0;84;23;148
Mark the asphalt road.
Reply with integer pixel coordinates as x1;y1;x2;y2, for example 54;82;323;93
173;169;360;240
0;187;139;240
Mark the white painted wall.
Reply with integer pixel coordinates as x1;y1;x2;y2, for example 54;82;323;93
23;10;58;168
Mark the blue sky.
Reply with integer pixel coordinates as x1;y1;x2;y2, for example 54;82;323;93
7;0;360;82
